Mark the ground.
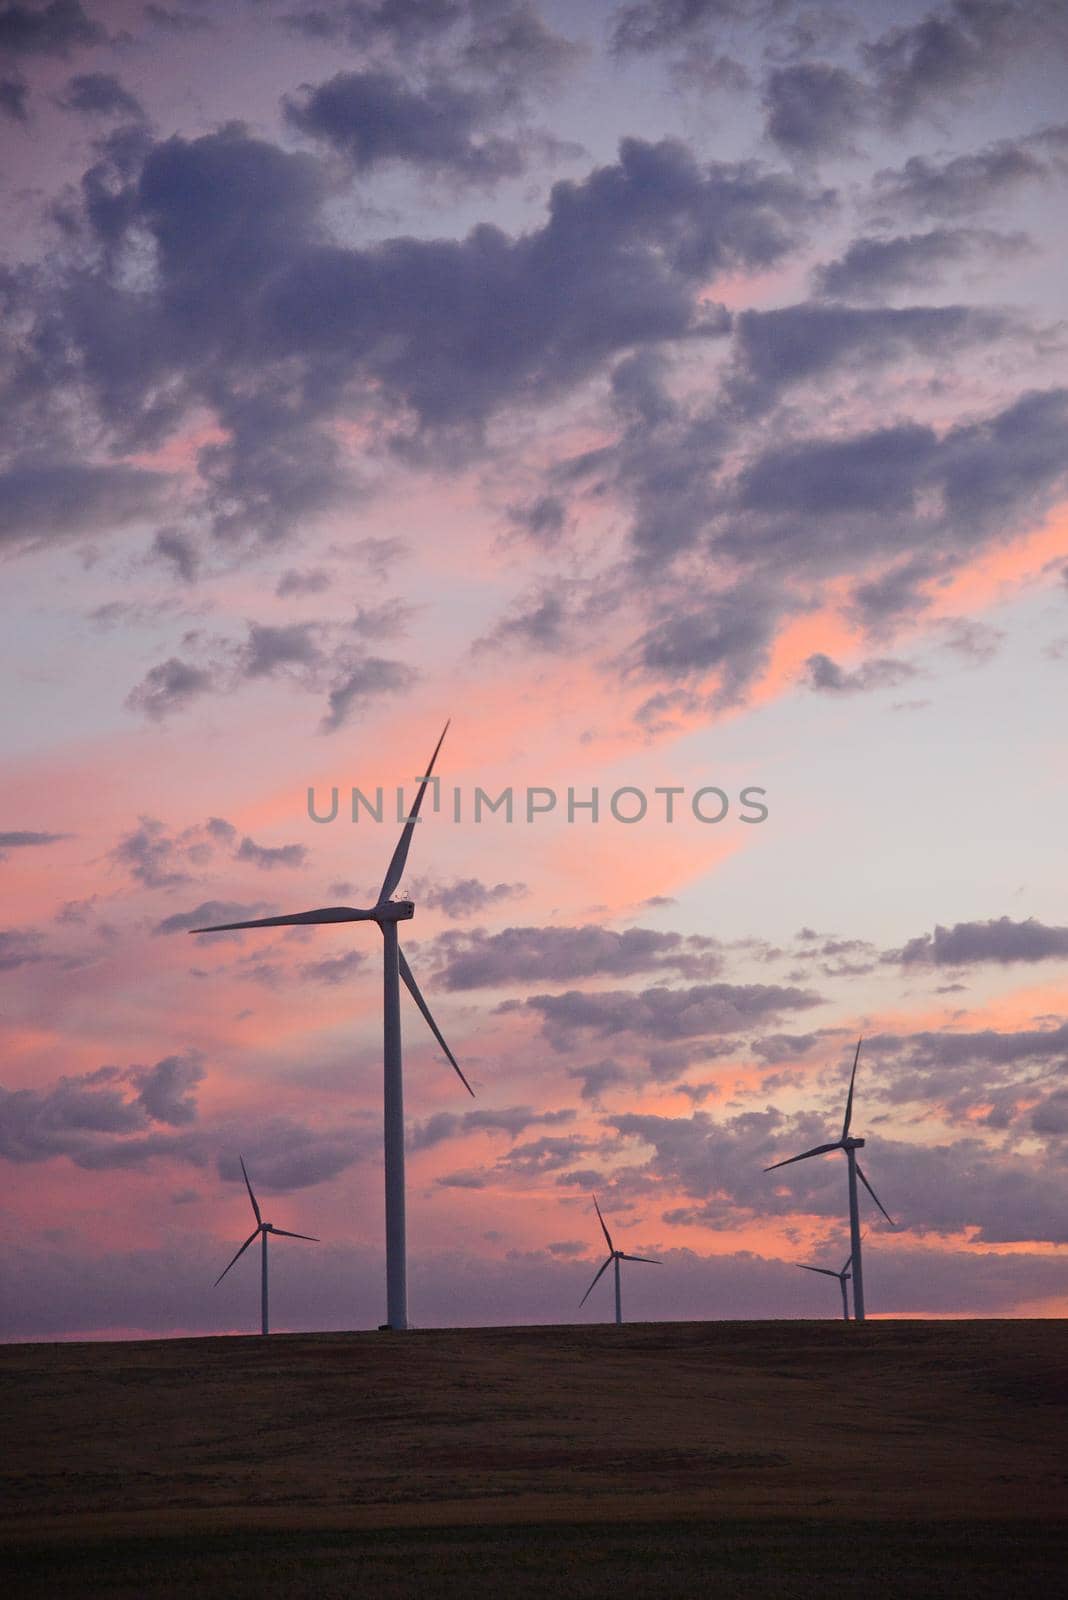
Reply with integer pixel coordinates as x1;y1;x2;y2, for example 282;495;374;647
2;1320;1065;1595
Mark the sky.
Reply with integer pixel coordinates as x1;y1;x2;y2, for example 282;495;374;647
1;0;1067;1340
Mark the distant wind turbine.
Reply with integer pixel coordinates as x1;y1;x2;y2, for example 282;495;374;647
797;1252;853;1321
192;724;472;1331
579;1196;660;1325
214;1156;318;1335
764;1039;894;1322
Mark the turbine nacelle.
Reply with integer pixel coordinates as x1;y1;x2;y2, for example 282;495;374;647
376;899;415;923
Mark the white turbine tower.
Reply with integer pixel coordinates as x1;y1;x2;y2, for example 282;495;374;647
214;1156;318;1335
764;1039;894;1322
579;1196;660;1325
192;724;472;1331
797;1252;853;1321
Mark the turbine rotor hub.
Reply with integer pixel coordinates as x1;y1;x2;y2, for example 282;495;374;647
376;899;415;922
843;1136;865;1149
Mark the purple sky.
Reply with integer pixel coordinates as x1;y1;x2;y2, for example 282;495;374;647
1;0;1067;1338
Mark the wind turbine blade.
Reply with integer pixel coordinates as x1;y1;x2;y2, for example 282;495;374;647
189;906;375;933
856;1162;896;1226
239;1156;261;1225
764;1140;842;1172
213;1229;260;1286
841;1253;854;1275
841;1037;862;1140
397;944;474;1096
579;1254;613;1307
377;722;450;904
592;1194;614;1253
798;1264;840;1278
620;1254;660;1265
269;1229;319;1242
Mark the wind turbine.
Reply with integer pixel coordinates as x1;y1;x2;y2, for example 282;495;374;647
214;1156;318;1335
192;724;472;1331
797;1252;853;1321
764;1038;894;1322
579;1196;660;1325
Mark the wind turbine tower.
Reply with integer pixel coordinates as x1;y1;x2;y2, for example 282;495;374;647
214;1156;318;1335
764;1040;895;1322
580;1196;660;1325
193;725;472;1331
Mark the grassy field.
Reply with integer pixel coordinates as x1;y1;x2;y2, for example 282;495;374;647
2;1319;1065;1595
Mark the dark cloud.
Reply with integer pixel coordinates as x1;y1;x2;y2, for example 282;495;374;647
568;1057;629;1101
616;1104;1068;1244
505;492;568;546
476;583;572;653
133;1052;204;1126
111;814;239;891
0;1052;373;1188
434;924;723;990
610;1;748;56
125;613;414;730
630;583;782;704
803;652;917;695
872;136;1053;218
0;72;27;118
0;461;168;553
124;657;214;721
153;901;268;935
890;917;1068;968
0;0;102;57
762;62;868;156
321;655;417;732
529;981;821;1045
730;302;1012;413
749;1032;826;1063
460;2;581;94
275;567;331;598
59;72;144;119
813;227;1032;300
284;70;524;182
0;830;70;859
0;927;47;969
0;1068;144;1161
849;556;942;631
1031;1089;1068;1135
494;1131;594;1175
761;5;1068;154
0;1052;204;1161
111;816;193;889
240;622;322;678
319;0;465;50
861;0;1068;129
410;1104;576;1151
150;527;199;582
727;387;1068;561
939;618;1004;664
144;3;213;31
2;124;825;566
235;836;309;871
297;949;366;985
413;876;528;918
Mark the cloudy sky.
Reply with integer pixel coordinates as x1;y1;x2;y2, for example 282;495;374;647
2;0;1067;1339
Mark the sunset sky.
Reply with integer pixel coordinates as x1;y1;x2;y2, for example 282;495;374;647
2;0;1067;1338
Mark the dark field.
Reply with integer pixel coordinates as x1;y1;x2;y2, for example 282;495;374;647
2;1320;1066;1596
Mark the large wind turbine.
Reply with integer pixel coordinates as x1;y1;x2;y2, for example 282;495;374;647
579;1196;660;1325
764;1039;894;1322
192;724;472;1331
797;1252;853;1321
214;1156;318;1335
